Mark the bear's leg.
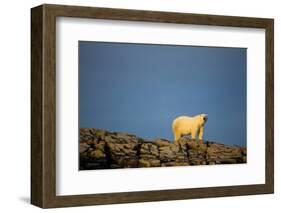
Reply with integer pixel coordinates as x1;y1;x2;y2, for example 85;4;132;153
198;126;204;140
174;132;182;141
191;130;196;140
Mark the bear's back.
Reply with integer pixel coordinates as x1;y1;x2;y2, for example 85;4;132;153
173;115;193;122
172;115;193;127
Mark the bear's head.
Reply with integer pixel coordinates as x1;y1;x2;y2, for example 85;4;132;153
200;114;208;124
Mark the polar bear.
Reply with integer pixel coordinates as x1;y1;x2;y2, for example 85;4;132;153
172;114;208;141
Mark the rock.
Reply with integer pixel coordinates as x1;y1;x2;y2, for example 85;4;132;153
155;139;170;146
138;159;151;167
115;132;136;142
139;159;161;167
88;149;106;158
162;162;189;167
139;142;160;168
185;139;207;152
241;147;247;155
79;143;90;153
188;149;206;165
95;141;105;151
79;128;247;170
105;136;139;168
206;142;243;164
94;129;106;138
140;142;159;157
149;159;161;167
80;148;107;170
104;136;116;143
208;161;216;165
159;143;188;165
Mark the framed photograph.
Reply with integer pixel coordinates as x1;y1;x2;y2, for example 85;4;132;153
31;4;274;208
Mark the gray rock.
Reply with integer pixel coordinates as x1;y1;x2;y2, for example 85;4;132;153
79;143;90;153
79;128;247;170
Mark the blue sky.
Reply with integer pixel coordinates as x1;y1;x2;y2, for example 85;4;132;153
79;41;246;147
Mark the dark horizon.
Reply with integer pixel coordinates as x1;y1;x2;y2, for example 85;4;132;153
79;41;246;146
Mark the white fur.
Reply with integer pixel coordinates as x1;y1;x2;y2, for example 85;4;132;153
172;114;208;141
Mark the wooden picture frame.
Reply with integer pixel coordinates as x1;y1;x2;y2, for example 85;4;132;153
31;4;274;208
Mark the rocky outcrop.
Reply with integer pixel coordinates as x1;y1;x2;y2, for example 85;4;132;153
79;128;247;170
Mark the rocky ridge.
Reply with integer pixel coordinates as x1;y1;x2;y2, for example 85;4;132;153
79;128;247;170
